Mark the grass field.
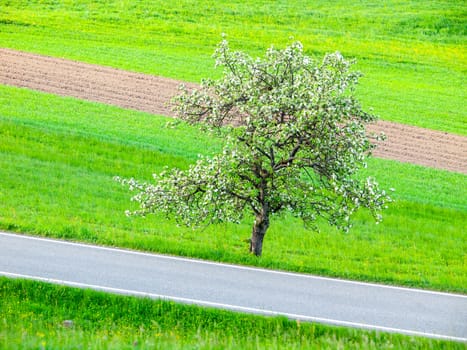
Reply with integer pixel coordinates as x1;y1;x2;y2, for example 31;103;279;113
0;1;466;346
1;85;465;293
1;277;463;350
0;0;465;135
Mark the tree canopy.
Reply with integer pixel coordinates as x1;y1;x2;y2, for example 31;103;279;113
117;40;391;256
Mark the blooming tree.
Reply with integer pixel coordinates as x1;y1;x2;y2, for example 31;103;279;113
118;40;391;256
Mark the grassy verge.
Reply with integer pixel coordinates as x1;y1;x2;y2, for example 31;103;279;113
0;85;465;293
0;277;463;349
0;0;465;135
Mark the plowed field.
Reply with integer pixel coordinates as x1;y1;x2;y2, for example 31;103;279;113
1;48;465;174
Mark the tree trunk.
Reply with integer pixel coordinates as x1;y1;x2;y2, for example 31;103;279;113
249;212;270;256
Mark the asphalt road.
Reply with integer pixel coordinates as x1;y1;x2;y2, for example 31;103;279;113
0;231;466;342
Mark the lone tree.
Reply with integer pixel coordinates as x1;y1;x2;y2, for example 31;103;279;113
118;40;390;256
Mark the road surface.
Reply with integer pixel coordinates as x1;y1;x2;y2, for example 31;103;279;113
0;231;466;342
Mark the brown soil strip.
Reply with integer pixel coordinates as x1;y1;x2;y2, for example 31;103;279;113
1;48;466;174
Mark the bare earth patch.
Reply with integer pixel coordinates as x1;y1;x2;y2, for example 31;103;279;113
1;48;466;174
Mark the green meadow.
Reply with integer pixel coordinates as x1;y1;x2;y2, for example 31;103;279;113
1;278;463;350
0;0;465;134
1;85;465;293
0;1;466;347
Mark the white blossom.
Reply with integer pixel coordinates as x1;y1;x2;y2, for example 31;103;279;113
117;40;392;255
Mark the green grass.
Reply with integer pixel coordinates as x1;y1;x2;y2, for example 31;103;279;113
1;2;465;346
1;277;463;350
0;0;465;135
1;85;466;293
